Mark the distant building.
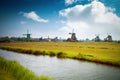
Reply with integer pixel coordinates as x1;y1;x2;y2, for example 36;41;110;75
0;36;10;43
104;35;112;42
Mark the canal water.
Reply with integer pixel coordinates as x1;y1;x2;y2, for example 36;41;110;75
0;49;120;80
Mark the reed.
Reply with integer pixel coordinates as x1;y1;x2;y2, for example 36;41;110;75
0;56;54;80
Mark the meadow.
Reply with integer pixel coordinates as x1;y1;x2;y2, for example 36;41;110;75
0;42;120;67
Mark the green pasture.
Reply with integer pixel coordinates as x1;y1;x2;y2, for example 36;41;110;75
0;42;120;67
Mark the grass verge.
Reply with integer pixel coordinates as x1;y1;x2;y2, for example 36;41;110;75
0;56;54;80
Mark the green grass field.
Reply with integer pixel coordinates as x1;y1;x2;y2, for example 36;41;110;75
0;42;120;67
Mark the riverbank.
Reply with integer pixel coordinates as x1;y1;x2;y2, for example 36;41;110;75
0;42;120;67
0;56;54;80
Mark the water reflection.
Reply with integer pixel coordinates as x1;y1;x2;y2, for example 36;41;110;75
0;49;120;80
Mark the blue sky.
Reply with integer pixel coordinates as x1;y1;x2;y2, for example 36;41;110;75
0;0;120;40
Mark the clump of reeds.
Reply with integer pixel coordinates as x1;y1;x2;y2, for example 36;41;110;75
49;51;56;57
33;50;43;55
0;56;54;80
57;52;66;58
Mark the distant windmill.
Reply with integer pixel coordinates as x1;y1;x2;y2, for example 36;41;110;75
23;29;31;39
67;29;77;42
104;33;112;42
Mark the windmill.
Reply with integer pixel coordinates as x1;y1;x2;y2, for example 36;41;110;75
67;29;77;42
23;29;31;39
104;33;112;42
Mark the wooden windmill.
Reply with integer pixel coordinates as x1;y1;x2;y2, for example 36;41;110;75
104;33;112;42
67;29;77;42
23;29;31;39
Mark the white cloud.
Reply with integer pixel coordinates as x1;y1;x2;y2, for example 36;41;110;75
65;0;83;5
59;0;120;40
65;0;76;5
23;11;48;23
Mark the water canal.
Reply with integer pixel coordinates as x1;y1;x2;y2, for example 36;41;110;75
0;49;120;80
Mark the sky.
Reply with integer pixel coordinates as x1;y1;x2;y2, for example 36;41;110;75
0;0;120;40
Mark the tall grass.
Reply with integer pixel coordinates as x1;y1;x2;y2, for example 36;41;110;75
0;56;54;80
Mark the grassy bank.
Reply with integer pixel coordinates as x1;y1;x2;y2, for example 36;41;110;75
0;42;120;67
0;68;16;80
0;56;54;80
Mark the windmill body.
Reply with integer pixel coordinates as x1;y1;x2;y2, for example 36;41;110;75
67;29;77;42
23;30;31;39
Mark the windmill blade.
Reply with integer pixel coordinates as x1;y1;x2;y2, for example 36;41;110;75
72;29;74;33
